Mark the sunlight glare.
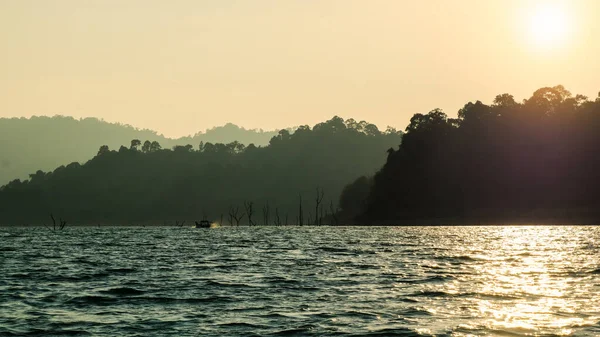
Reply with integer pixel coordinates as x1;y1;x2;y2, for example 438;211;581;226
529;3;571;49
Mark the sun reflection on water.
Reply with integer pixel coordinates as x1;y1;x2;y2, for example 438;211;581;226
461;226;599;335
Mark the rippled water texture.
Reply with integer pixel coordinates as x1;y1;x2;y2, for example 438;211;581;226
1;226;600;336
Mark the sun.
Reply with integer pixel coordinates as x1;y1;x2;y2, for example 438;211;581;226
528;3;571;49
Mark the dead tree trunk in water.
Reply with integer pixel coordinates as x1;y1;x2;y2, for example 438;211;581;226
274;208;282;226
58;216;67;230
229;206;245;226
262;202;270;226
228;206;234;226
298;193;304;226
244;201;255;226
320;205;324;226
47;214;68;230
314;187;324;226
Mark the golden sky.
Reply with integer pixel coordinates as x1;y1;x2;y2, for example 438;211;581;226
1;0;598;137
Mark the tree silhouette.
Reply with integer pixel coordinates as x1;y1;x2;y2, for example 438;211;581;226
342;85;600;224
0;116;278;187
0;115;401;225
130;139;141;151
97;145;109;156
142;140;152;153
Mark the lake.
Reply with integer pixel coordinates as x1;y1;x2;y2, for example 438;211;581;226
1;226;599;336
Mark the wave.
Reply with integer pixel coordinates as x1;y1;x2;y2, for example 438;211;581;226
66;295;120;306
400;275;455;285
49;272;111;282
264;276;301;284
342;310;380;319
355;327;426;336
105;267;137;274
266;327;313;336
4;226;600;336
66;294;230;306
136;296;233;304
217;322;270;329
99;287;145;296
318;246;355;254
442;255;489;262
0;328;92;336
409;290;456;298
205;280;265;288
399;308;434;317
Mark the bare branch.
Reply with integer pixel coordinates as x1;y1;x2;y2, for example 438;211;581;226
298;193;304;226
262;202;270;226
244;201;255;226
229;205;245;226
50;213;56;230
274;208;282;226
314;187;324;225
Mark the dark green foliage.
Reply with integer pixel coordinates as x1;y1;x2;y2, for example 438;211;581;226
0;116;278;186
0;116;402;225
348;86;600;223
338;176;373;223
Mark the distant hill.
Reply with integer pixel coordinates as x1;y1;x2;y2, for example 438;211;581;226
0;116;278;185
0;116;402;225
340;86;600;224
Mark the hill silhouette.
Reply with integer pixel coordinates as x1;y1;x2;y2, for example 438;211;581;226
0;116;278;186
339;86;600;224
0;116;402;225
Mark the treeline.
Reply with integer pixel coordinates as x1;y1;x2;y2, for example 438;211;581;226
0;116;278;186
0;117;402;225
340;86;600;223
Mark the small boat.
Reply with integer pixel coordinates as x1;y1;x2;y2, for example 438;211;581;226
194;220;212;228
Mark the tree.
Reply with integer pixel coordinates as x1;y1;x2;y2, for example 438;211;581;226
269;129;291;146
244;201;255;226
339;176;372;221
493;93;517;108
345;85;600;224
97;145;109;156
364;123;380;137
173;144;193;153
0;115;402;225
142;140;152;153
150;141;162;152
130;139;141;151
314;187;324;225
228;205;245;226
262;202;270;226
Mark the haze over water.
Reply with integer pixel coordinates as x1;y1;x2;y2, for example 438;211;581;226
2;226;599;336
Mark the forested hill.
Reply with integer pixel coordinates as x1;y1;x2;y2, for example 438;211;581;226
0;116;402;225
338;86;600;224
0;116;278;186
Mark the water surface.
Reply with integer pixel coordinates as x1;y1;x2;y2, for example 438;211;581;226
1;226;599;336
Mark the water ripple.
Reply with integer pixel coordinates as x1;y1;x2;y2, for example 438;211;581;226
1;226;599;336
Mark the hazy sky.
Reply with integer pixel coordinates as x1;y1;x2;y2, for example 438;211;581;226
1;0;599;137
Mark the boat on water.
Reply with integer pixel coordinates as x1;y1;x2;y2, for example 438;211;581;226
194;220;212;228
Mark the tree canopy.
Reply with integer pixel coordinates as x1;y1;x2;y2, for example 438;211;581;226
0;116;278;186
0;116;402;225
341;86;600;224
